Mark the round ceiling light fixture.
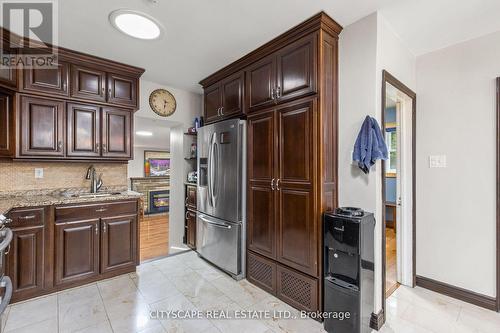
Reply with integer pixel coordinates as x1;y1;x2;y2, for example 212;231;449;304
109;9;163;40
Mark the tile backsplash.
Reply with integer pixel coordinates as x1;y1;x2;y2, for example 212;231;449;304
0;161;128;193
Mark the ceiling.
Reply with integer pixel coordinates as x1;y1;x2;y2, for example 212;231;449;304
57;0;500;93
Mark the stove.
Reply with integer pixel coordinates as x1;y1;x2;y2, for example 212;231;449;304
0;215;13;329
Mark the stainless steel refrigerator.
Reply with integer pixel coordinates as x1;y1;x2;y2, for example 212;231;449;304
196;118;246;279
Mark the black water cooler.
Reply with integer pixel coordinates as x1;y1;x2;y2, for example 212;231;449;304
323;207;375;333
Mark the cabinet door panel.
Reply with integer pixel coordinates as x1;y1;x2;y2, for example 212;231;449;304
276;34;317;103
221;72;244;118
186;185;197;210
107;73;137;107
101;215;137;273
278;188;316;275
20;96;65;157
101;107;132;159
276;99;317;276
247;111;275;181
0;66;18;88
71;65;106;102
67;103;100;158
246;55;276;112
186;210;196;249
247;110;276;259
278;102;313;183
204;83;221;124
23;62;69;96
6;226;45;298
54;219;100;286
0;92;14;156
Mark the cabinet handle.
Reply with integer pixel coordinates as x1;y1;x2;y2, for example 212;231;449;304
101;87;105;95
276;179;280;191
108;88;112;96
185;211;189;220
57;141;63;151
19;215;36;220
63;82;67;91
95;143;100;153
95;225;98;235
271;88;276;100
271;178;275;191
220;107;224;116
103;223;107;233
276;86;281;98
102;144;107;153
96;208;107;212
217;107;221;117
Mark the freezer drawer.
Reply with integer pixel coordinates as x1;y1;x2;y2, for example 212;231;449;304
196;213;241;276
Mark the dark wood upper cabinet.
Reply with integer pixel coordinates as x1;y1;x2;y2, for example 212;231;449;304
276;35;317;103
101;107;131;159
23;62;69;96
19;95;65;157
107;73;137;107
71;64;107;102
247;110;277;259
0;92;14;157
276;100;316;276
246;55;276;112
100;215;137;274
0;66;18;88
54;219;100;286
66;103;100;158
204;82;222;124
6;225;45;299
221;72;244;117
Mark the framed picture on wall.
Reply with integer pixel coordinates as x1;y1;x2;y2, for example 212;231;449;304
144;150;171;177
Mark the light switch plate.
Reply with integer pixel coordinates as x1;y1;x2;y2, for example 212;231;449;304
429;155;447;168
34;168;44;179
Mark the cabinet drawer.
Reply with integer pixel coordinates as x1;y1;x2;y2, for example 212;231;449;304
55;200;137;221
8;207;45;227
276;263;318;312
247;251;277;295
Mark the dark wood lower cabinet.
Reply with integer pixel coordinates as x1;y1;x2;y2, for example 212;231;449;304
100;215;137;273
186;210;196;249
7;225;45;299
6;200;139;303
54;219;100;286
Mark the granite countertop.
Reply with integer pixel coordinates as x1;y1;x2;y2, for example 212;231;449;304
0;187;143;215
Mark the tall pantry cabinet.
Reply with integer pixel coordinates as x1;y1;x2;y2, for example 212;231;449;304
200;12;341;312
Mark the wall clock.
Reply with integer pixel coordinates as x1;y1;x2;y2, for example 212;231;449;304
149;89;177;117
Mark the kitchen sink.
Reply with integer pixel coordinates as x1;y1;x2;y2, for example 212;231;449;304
63;192;122;199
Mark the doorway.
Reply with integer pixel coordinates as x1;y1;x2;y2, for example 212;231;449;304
129;116;172;262
381;71;416;305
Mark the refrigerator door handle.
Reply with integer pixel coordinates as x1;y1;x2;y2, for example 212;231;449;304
207;133;214;207
212;138;219;207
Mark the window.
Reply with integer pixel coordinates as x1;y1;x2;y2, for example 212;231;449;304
385;128;397;174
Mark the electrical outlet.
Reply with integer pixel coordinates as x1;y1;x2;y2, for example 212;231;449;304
429;155;447;168
34;168;44;179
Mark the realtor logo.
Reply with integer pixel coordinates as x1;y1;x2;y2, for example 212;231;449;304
0;0;58;68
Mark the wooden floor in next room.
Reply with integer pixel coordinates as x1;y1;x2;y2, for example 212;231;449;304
140;213;169;262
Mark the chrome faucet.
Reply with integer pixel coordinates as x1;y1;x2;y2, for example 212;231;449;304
85;165;103;193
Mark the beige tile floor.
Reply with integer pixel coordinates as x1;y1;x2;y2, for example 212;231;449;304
2;250;499;333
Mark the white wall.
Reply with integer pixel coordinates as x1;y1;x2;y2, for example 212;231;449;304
339;12;416;313
133;79;202;254
416;31;499;297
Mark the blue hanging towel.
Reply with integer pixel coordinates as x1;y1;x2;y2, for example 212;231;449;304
353;116;388;174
